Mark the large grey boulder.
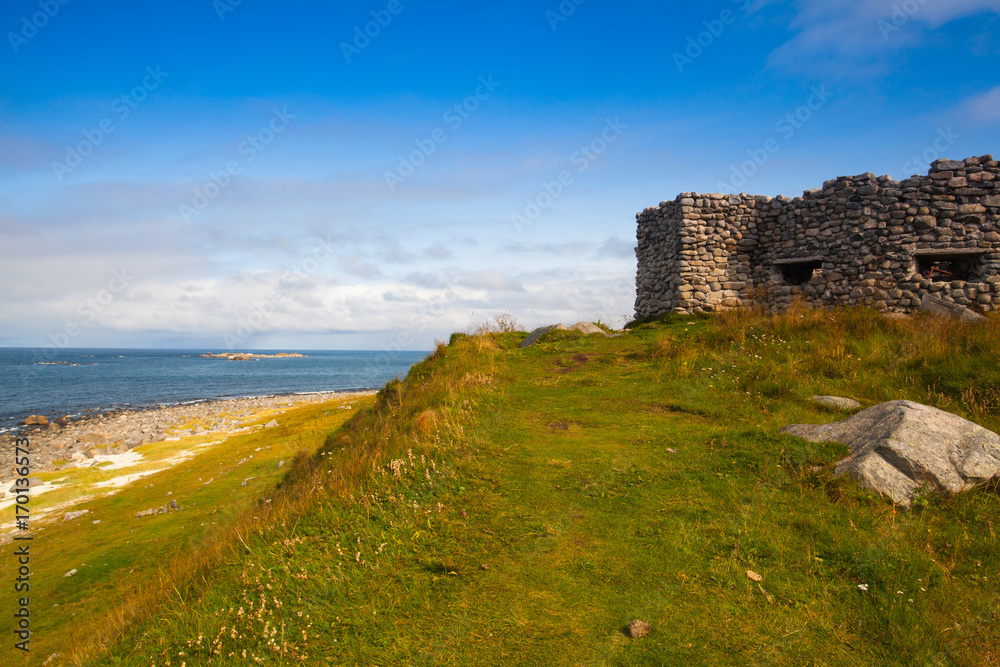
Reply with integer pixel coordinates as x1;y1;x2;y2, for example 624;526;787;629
519;322;610;348
782;400;1000;507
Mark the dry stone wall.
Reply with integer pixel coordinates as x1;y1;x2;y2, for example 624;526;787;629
635;156;1000;318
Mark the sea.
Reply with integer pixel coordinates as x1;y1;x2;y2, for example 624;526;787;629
0;348;428;434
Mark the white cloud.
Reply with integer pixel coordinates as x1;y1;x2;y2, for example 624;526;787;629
0;98;649;350
765;0;1000;74
596;236;637;259
964;84;1000;121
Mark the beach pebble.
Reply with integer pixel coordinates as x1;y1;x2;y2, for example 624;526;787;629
7;477;43;493
77;432;108;445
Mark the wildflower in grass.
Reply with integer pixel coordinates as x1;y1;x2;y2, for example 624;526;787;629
857;584;869;591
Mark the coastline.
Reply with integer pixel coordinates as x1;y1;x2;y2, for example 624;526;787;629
0;347;427;433
0;386;379;436
0;389;376;482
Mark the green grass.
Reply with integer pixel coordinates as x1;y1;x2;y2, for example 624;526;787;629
4;396;366;666
43;309;1000;664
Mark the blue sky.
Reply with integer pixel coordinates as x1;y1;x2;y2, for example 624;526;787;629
1;0;998;351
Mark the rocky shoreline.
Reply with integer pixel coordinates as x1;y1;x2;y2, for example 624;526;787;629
196;352;307;360
0;391;374;485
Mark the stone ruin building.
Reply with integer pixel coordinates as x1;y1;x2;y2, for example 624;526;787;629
634;155;1000;319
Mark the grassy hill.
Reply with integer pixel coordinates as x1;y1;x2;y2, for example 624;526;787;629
46;309;1000;665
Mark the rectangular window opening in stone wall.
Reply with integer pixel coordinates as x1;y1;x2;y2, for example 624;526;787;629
914;250;986;283
774;258;824;286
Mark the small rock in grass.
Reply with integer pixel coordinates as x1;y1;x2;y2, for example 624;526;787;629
265;420;279;428
810;396;862;411
240;477;257;487
64;569;77;578
628;620;651;638
64;510;90;522
168;499;178;509
566;321;607;335
277;460;285;468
